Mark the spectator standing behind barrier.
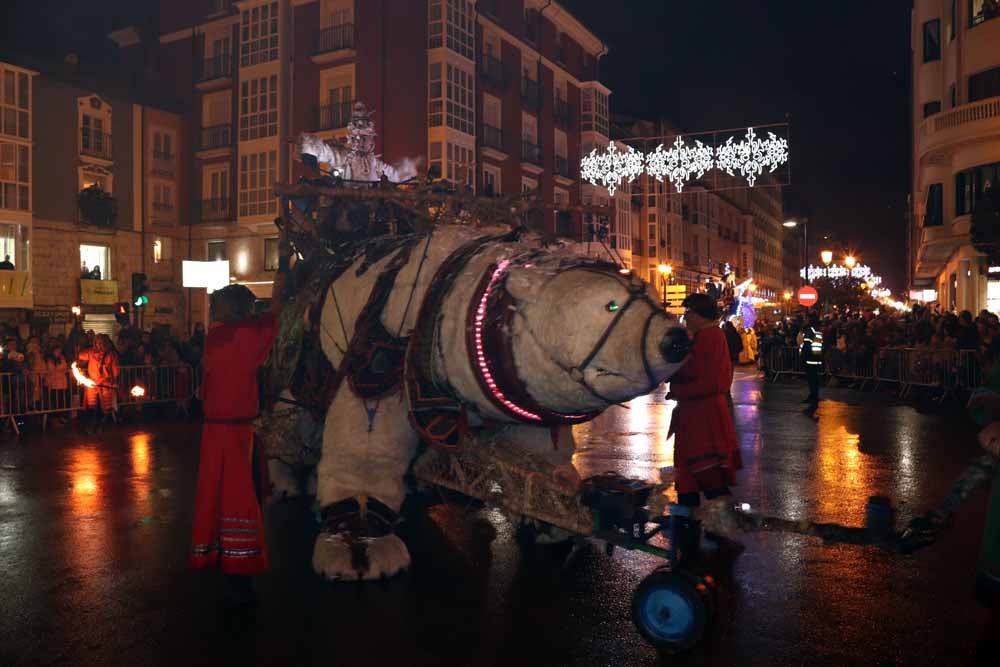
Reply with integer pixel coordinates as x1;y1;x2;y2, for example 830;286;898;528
44;346;70;415
801;313;823;415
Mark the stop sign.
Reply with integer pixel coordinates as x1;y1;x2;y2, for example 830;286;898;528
797;286;819;307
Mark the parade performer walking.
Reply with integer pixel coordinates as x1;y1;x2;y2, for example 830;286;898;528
667;293;743;553
189;226;290;606
801;312;823;414
77;334;119;433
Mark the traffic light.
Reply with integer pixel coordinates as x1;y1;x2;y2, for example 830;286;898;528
131;272;149;307
115;301;130;326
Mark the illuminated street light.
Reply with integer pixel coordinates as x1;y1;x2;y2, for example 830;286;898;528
821;250;833;266
844;255;857;270
657;264;673;308
783;291;792;300
657;263;673;276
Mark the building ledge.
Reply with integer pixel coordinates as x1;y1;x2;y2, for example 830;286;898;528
310;48;356;66
195;76;233;93
554;174;574;187
195;145;233;161
480;146;508;162
521;162;544;176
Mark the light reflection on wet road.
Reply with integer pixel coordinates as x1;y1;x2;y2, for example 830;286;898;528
0;369;993;666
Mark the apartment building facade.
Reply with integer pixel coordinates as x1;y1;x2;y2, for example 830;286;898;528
0;55;188;337
910;0;1000;312
117;0;609;326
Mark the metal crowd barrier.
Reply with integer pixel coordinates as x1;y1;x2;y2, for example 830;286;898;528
762;346;984;399
0;364;194;435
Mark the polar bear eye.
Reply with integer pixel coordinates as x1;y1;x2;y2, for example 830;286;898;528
606;301;620;312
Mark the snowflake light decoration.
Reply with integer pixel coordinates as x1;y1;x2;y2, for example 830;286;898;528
580;143;644;196
714;127;789;187
645;136;715;193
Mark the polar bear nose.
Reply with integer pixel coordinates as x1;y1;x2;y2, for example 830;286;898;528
660;326;690;364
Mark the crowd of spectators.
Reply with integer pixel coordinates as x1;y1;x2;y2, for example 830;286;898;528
0;320;205;431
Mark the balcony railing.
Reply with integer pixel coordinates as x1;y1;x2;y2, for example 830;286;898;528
479;54;505;88
314;23;354;54
200;198;231;222
200;124;232;151
315;101;353;131
481;124;503;151
197;53;232;82
554;96;572;126
555;155;570;178
521;78;541;110
521;140;542;165
81;129;112;160
971;3;1000;26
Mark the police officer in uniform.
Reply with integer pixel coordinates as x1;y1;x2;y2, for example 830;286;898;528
801;312;823;413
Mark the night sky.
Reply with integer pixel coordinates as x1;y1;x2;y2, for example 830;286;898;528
1;0;914;290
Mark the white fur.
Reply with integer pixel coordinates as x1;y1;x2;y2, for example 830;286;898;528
267;459;301;500
313;532;411;581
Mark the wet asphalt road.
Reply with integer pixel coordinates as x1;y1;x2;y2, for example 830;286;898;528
0;368;994;666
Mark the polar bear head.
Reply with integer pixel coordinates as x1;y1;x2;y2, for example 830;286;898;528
496;259;689;415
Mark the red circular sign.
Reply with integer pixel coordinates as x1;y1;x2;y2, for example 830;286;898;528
797;286;819;307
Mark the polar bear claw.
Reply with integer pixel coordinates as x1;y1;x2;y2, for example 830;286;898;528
313;531;410;581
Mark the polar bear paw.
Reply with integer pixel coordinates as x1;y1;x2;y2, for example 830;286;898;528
313;532;410;581
268;459;301;500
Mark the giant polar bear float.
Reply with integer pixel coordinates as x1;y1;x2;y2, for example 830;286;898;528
282;223;690;580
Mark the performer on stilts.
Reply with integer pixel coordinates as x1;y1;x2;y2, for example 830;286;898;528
189;223;290;613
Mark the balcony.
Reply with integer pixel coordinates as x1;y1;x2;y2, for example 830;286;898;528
199;124;232;152
196;54;233;90
207;0;233;15
481;124;504;152
554;156;572;184
315;101;353;132
199;198;232;223
521;140;542;166
80;279;119;305
554;96;572;127
971;3;1000;27
312;23;355;64
917;95;1000;161
521;78;541;111
0;271;32;309
80;129;112;162
478;54;505;90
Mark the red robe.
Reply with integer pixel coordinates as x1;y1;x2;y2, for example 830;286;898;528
668;325;742;495
189;312;278;575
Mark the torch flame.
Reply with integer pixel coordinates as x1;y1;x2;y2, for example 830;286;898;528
130;385;146;398
71;362;97;388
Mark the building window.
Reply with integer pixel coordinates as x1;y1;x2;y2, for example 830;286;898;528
969;66;1000;103
522;112;538;144
524;8;539;44
428;61;474;135
153;239;162;264
428;0;474;59
554;188;569;208
429;142;443;179
239;150;277;217
320;0;352;29
264;237;279;271
521;176;537;193
956;161;1000;216
446;141;474;186
483;93;501;133
0;141;29;211
153;130;174;160
240;2;279;67
923;101;942;118
950;83;957;108
240;75;278;141
153;182;174;211
581;88;609;136
483;164;501;196
80;244;110;279
925;183;944;227
1;68;29;139
207;240;227;262
950;0;957;39
970;0;1000;27
923;20;941;62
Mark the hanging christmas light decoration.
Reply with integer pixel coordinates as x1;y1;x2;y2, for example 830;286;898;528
714;127;789;187
645;136;715;193
580;143;645;197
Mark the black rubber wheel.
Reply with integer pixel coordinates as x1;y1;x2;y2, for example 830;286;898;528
631;568;709;654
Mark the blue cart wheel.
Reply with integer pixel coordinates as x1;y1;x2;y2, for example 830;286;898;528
631;569;708;653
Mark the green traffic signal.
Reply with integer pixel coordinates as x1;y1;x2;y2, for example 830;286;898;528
134;294;149;307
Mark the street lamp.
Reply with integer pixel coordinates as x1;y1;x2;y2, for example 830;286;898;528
783;290;792;316
821;250;833;267
657;263;673;308
783;218;807;286
844;255;857;270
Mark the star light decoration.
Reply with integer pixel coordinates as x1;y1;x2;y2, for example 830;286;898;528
579;126;790;195
645;137;715;193
715;127;789;187
579;143;645;196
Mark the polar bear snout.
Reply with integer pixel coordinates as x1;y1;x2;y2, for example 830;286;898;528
659;326;690;364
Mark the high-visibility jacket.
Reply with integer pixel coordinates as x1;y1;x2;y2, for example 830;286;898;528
801;325;824;366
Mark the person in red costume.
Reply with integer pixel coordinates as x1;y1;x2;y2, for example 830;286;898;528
189;226;290;612
667;292;743;550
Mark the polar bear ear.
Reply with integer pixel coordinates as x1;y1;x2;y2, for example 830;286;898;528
503;265;551;304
